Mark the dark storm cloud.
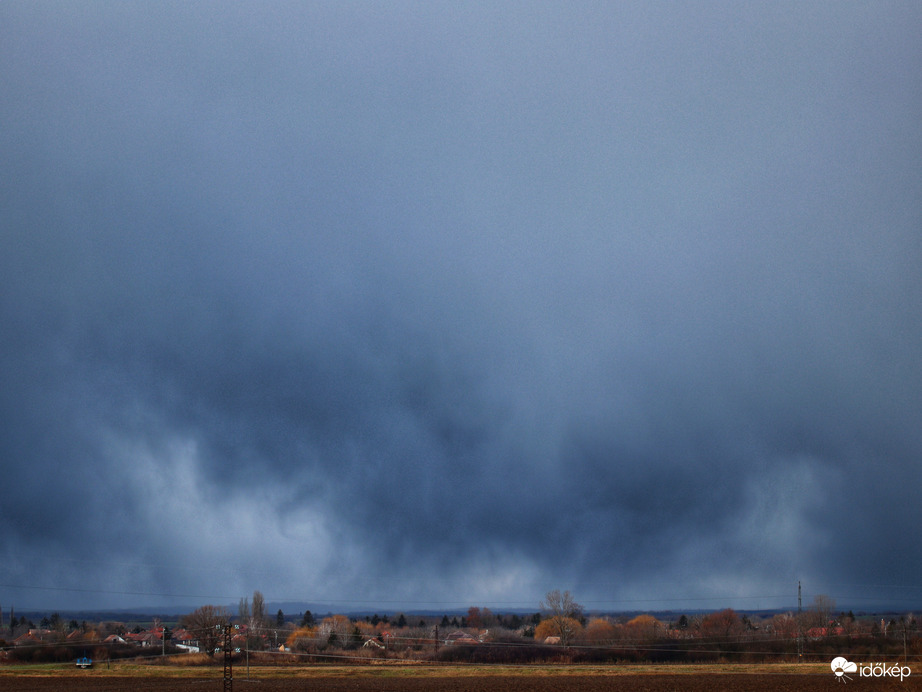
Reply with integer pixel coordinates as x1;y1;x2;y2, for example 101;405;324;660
2;1;921;611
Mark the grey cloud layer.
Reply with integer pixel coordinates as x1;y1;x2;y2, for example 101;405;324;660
2;2;920;610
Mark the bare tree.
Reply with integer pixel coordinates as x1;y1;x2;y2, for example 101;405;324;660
807;594;836;630
251;590;266;629
180;605;230;657
247;590;267;649
540;590;584;647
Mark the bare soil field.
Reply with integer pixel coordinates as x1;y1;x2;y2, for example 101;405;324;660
0;665;919;691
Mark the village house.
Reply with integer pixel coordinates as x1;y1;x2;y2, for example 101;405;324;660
443;630;480;645
14;629;52;647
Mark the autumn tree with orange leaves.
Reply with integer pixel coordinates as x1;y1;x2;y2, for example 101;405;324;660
625;614;661;640
285;626;316;651
699;608;744;643
583;617;617;644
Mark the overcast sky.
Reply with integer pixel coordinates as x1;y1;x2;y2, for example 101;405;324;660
2;2;921;614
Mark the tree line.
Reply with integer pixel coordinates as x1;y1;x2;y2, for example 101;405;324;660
178;590;922;665
3;590;920;665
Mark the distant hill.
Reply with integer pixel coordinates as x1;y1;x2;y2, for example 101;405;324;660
10;601;916;626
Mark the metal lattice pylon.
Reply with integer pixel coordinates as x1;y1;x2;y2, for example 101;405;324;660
223;625;233;692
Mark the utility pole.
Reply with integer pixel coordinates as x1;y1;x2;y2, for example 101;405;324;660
797;581;803;661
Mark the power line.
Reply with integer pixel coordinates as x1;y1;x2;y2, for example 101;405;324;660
3;578;921;615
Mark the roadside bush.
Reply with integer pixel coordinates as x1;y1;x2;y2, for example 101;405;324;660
7;642;161;664
8;643;83;664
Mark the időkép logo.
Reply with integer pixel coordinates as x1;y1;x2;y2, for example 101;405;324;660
831;656;911;683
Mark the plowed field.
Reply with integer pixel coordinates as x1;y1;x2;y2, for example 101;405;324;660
1;666;919;691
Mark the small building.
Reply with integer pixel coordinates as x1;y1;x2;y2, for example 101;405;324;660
444;630;479;645
13;631;43;647
172;628;198;650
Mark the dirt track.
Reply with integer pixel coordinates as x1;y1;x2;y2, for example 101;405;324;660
1;673;921;691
